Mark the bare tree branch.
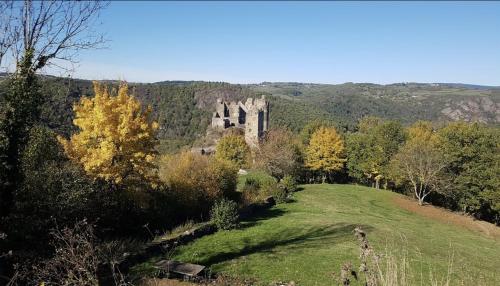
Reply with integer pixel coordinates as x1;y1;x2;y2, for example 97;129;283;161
1;0;108;73
0;0;17;68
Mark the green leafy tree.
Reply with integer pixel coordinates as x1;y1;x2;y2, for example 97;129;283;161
346;117;406;188
1;0;106;217
0;50;41;216
437;122;500;222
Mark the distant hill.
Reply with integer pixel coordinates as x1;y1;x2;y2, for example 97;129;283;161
1;76;499;152
249;81;500;130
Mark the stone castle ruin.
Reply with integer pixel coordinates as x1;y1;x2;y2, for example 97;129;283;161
211;95;269;147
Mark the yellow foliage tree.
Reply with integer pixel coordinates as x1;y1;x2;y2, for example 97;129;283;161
215;134;250;169
407;121;437;144
305;126;346;183
58;82;158;185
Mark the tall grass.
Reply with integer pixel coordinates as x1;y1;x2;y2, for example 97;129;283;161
335;227;494;286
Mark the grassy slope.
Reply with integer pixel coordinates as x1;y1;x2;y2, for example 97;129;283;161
161;184;500;285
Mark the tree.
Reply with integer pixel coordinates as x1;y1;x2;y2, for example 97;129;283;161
299;119;336;145
0;50;41;216
0;0;15;67
0;0;107;216
58;82;158;186
215;134;250;169
254;128;303;180
389;122;447;205
437;122;500;222
346;117;406;188
305;126;346;183
1;0;107;72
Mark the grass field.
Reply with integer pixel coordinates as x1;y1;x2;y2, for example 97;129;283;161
136;184;500;285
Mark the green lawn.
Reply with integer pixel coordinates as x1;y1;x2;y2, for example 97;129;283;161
139;184;500;285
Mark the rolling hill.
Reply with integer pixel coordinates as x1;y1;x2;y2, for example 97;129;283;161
1;76;499;152
133;183;500;285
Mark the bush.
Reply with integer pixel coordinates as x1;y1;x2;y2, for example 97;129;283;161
240;177;261;204
261;180;288;204
210;198;239;230
281;175;298;193
241;177;261;193
159;151;238;215
239;171;293;204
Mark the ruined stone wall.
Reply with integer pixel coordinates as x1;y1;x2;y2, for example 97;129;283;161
244;95;269;147
211;95;269;148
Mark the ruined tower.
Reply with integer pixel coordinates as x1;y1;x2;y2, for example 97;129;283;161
211;95;269;148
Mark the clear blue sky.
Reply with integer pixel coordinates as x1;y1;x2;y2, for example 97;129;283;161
66;1;500;85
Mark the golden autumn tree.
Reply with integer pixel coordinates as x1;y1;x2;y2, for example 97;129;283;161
215;134;250;169
58;82;159;185
305;126;346;183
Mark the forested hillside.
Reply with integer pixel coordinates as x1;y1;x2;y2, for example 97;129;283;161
251;82;500;130
1;76;499;151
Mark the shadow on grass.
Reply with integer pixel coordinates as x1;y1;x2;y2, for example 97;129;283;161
200;223;373;266
238;207;288;230
294;186;305;193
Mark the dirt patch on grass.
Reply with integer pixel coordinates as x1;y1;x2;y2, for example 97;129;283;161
392;195;500;240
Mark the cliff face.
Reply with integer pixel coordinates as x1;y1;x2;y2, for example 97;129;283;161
440;97;500;123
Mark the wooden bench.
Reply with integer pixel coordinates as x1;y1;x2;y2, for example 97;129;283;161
155;260;206;281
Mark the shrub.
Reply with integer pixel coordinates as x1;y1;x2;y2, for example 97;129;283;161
30;220;100;285
281;175;298;193
210;198;239;230
159;151;238;214
209;158;239;199
241;177;261;193
240;177;263;206
261;180;288;204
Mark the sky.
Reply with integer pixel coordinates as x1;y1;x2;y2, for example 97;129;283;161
47;1;500;85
